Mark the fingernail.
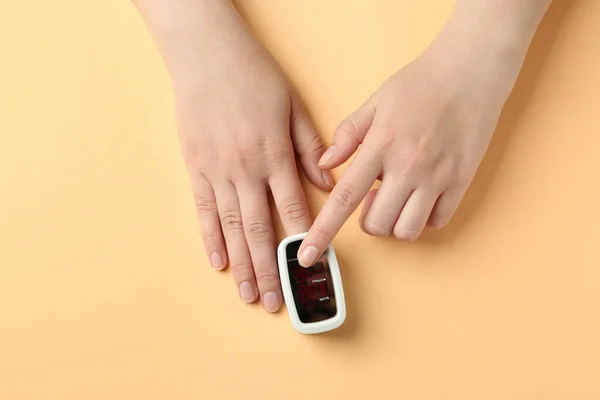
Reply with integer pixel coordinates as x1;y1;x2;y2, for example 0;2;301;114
210;252;224;270
322;170;334;189
239;281;257;303
263;291;280;313
298;246;319;267
318;146;336;166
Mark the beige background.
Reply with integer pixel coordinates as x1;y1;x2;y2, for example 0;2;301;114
1;0;599;399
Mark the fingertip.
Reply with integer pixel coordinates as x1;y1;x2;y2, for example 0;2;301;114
317;146;337;167
321;170;335;190
392;227;420;242
210;251;227;271
392;190;438;242
358;189;378;231
317;147;352;170
239;281;258;304
427;215;450;229
298;245;320;268
301;154;334;192
263;291;281;313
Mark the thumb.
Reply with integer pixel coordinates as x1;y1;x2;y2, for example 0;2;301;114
290;92;334;191
318;92;379;170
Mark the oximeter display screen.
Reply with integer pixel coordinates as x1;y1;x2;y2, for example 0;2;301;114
286;241;337;323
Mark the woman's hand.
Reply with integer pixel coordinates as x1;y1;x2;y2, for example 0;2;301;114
135;0;332;311
298;0;552;266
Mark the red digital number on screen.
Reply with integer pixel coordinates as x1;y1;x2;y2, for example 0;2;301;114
295;264;330;304
294;267;309;302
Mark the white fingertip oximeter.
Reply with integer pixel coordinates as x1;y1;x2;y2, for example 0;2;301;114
277;232;346;334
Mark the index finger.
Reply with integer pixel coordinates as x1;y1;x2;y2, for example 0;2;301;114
298;148;382;266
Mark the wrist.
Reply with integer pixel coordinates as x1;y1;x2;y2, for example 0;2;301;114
134;0;241;65
135;0;260;92
415;1;551;106
133;0;232;32
428;0;551;80
447;0;552;55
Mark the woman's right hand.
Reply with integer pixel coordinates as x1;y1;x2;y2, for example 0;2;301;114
135;0;332;312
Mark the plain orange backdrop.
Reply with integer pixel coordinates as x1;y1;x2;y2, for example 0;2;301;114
1;0;600;399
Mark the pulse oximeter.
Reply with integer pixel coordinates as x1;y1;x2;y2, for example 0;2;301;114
277;232;346;334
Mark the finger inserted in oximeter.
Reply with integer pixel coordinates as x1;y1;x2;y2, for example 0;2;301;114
277;232;346;334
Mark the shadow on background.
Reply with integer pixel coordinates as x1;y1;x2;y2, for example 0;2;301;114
422;0;579;245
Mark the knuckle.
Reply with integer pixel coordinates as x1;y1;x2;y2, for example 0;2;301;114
263;145;291;169
363;123;395;150
278;197;308;223
194;196;217;213
435;158;462;186
254;268;280;285
232;146;249;165
246;218;271;241
379;130;431;170
312;224;334;244
433;161;472;193
331;187;358;209
224;146;251;174
435;168;458;189
399;141;425;167
231;262;252;276
201;230;219;246
221;211;243;233
372;131;396;152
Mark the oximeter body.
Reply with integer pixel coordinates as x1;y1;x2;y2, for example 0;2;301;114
277;232;346;334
